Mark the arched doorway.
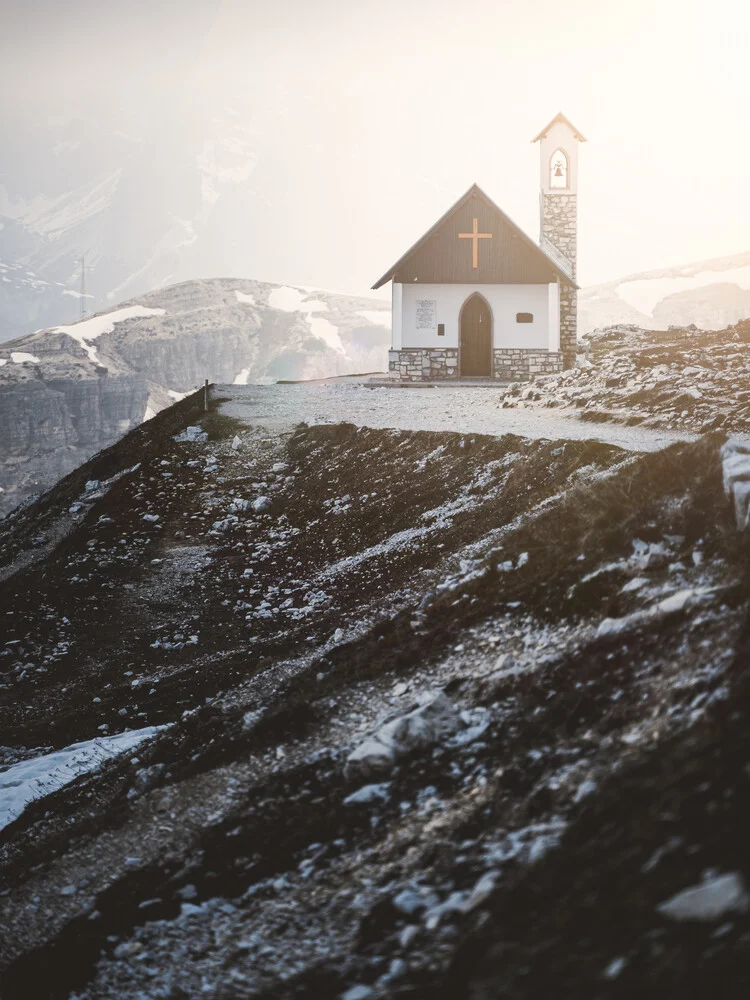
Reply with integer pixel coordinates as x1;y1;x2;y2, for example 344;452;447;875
459;293;492;376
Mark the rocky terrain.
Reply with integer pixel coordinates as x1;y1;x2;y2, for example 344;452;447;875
0;278;390;516
503;319;750;435
2;381;750;998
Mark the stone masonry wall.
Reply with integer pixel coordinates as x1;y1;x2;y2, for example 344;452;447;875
389;349;458;380
388;349;562;382
541;193;577;273
559;284;577;370
492;349;563;381
542;192;577;370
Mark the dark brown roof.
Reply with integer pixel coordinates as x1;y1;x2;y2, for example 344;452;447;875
531;112;587;143
371;183;577;290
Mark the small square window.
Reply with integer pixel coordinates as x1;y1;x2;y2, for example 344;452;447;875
516;312;533;324
437;323;445;337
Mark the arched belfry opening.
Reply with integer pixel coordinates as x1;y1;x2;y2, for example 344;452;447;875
459;293;492;376
550;148;568;189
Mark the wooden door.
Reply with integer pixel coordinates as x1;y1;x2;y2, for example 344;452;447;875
460;294;492;376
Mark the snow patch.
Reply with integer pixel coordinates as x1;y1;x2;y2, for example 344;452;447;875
11;352;40;364
0;726;167;832
357;310;391;328
233;368;250;385
168;389;188;401
234;290;256;305
308;316;345;354
52;305;166;365
267;286;328;314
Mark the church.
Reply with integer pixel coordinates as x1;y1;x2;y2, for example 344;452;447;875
373;113;585;381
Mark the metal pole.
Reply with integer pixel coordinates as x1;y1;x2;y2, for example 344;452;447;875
204;379;209;411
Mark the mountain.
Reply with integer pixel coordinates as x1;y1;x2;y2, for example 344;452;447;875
0;277;390;515
579;250;750;333
0;112;267;341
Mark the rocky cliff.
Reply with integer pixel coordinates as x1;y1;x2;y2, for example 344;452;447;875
0;278;390;515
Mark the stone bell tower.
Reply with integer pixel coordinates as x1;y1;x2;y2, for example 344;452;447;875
533;112;586;367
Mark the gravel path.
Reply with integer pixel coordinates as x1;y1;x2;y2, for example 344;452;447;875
217;382;699;452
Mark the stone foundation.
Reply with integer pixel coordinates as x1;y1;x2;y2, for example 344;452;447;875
388;348;562;382
492;348;563;381
388;349;459;380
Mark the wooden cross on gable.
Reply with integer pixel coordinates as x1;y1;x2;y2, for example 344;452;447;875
458;217;492;268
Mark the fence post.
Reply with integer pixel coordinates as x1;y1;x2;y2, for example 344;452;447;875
204;379;209;411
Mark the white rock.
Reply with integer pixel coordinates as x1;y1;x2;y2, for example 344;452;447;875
231;435;241;450
341;988;374;1000
344;782;391;806
252;496;271;513
174;425;208;444
721;440;750;530
597;587;718;639
462;871;497;911
345;693;464;779
657;872;748;922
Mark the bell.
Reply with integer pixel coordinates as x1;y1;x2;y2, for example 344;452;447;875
554;163;564;177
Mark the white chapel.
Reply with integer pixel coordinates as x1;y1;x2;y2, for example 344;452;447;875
373;113;586;381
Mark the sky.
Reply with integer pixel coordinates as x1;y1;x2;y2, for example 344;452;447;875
3;0;750;298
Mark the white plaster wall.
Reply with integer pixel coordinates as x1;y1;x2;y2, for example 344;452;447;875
399;283;555;350
539;120;579;195
391;282;403;349
548;280;560;351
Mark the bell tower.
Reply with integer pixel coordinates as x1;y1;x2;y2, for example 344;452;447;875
533;112;586;367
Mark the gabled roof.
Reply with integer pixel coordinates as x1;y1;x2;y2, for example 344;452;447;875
371;183;577;290
532;112;587;143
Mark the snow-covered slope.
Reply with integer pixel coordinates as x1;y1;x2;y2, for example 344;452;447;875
580;250;750;333
0;277;390;514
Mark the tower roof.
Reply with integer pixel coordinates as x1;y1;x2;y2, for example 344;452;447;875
532;112;587;143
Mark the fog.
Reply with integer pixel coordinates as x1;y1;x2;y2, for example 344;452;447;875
2;0;750;301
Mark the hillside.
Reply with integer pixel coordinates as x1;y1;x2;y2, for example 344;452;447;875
1;386;750;998
0;278;390;516
580;250;750;333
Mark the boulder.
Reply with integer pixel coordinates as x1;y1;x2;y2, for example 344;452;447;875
345;692;464;779
721;439;750;530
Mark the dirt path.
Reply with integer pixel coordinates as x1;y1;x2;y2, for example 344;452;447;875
217;382;699;452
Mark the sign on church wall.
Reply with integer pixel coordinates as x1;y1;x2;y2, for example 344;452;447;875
415;299;437;330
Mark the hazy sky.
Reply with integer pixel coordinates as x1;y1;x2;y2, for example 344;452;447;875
4;0;750;297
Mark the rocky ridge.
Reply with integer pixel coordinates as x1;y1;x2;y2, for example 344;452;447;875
501;320;750;435
1;385;750;998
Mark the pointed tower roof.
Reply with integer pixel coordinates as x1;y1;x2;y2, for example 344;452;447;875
532;112;587;143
